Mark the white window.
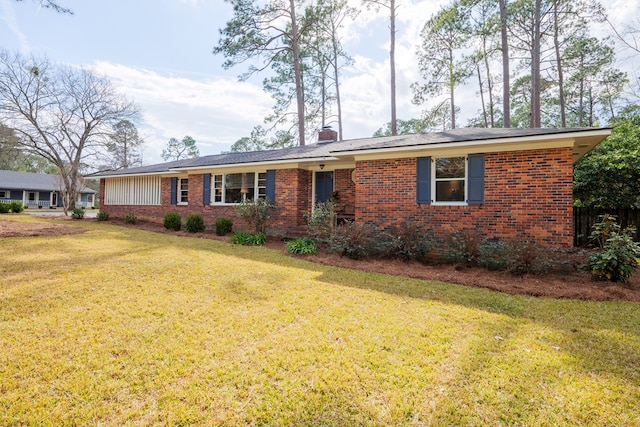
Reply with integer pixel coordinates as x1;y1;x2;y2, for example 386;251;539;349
212;172;267;204
178;178;189;204
0;190;7;199
433;157;466;204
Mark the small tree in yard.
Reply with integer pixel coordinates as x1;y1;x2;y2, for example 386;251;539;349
233;198;275;234
305;200;338;243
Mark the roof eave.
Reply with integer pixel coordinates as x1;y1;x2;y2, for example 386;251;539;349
91;170;177;179
174;156;340;172
331;129;612;159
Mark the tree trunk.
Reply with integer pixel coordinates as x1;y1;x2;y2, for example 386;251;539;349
499;0;511;128
477;63;488;127
482;37;495;127
530;0;542;128
289;0;306;146
578;56;585;126
389;0;397;136
321;68;327;128
449;48;456;129
332;28;344;140
554;2;566;127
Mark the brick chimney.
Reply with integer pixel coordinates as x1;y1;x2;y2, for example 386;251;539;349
318;126;338;143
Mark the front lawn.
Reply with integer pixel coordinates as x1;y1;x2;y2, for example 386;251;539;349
1;216;639;425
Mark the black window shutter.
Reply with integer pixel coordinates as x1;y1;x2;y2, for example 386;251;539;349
265;170;276;203
467;153;485;205
202;173;211;205
170;177;177;205
416;157;431;204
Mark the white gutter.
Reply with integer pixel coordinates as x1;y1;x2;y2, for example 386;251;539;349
173;156;340;172
91;171;177;179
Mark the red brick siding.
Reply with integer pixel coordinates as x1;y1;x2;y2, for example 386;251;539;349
355;148;574;247
334;169;355;214
100;170;313;234
269;169;312;234
99;149;574;246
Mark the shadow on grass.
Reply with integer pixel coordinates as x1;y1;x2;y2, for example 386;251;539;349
92;221;640;388
8;218;640;400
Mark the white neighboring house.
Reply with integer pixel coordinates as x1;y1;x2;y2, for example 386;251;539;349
0;170;96;209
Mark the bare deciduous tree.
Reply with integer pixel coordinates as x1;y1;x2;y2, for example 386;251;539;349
0;51;138;213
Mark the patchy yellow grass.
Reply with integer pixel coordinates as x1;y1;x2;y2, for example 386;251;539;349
1;216;639;426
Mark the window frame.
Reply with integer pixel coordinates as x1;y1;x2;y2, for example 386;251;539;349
211;172;267;205
431;156;468;206
0;190;7;199
178;177;189;205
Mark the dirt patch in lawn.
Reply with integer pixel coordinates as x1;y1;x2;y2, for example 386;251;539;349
0;218;86;238
3;217;639;302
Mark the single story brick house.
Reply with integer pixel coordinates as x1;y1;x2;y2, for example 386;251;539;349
93;127;610;247
0;170;97;208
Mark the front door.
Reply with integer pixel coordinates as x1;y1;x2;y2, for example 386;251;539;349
51;192;58;207
315;171;334;204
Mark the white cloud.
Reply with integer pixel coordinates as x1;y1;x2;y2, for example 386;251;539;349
0;0;30;52
93;62;273;164
337;0;449;136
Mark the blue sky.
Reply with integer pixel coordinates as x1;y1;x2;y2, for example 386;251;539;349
1;0;638;164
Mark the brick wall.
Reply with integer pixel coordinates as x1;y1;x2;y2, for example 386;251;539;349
334;169;355;215
355;148;574;247
269;169;312;234
99;149;574;246
100;170;313;235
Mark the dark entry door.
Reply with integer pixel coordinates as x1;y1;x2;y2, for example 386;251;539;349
315;171;334;204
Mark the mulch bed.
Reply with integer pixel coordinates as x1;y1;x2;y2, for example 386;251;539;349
2;217;639;302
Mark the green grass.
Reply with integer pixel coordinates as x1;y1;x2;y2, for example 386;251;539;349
1;215;639;426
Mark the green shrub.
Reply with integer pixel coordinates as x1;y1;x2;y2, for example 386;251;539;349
231;231;266;246
437;230;478;264
233;198;275;233
286;237;317;255
506;239;554;276
0;203;10;214
96;211;110;221
9;201;24;213
305;200;338;243
589;214;621;249
329;222;377;260
184;213;205;233
71;207;85;220
215;217;233;236
589;230;640;283
163;212;182;231
384;219;435;261
251;232;266;246
587;215;640;283
123;213;137;225
476;238;511;271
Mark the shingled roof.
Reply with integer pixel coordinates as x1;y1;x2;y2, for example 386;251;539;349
0;170;96;193
92;127;610;178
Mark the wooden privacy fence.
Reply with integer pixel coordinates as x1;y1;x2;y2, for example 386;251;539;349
574;207;640;246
